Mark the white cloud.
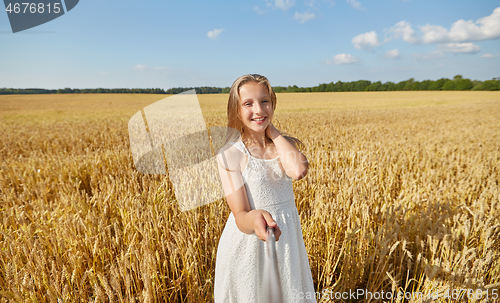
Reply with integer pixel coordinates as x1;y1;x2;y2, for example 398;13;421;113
207;28;224;39
482;53;500;58
446;7;500;42
134;64;147;70
352;31;380;50
294;11;316;23
385;21;418;43
327;53;359;65
346;0;364;10
437;43;480;54
385;49;400;59
419;24;451;44
388;7;500;44
266;0;295;11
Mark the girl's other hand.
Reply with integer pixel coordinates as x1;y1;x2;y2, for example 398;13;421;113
252;210;281;241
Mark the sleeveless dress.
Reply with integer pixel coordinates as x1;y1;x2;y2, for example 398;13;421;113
214;140;316;302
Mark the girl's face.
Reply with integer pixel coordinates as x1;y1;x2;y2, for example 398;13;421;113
238;81;273;135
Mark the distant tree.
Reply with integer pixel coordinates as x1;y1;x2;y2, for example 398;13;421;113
333;81;343;92
365;81;381;91
385;82;396;91
343;82;352;92
473;80;500;91
455;78;473;90
429;78;449;90
402;78;414;91
326;82;334;92
419;80;432;90
442;80;456;90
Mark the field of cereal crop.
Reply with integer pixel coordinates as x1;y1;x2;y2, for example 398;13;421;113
1;91;499;302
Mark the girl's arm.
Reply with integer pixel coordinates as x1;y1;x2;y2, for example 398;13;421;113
266;124;309;180
216;148;281;241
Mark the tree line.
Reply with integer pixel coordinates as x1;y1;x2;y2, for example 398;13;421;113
273;76;500;93
1;75;498;95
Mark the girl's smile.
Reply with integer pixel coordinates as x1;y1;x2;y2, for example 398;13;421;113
251;116;266;124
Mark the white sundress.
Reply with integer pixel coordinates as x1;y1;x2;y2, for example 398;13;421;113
214;140;316;303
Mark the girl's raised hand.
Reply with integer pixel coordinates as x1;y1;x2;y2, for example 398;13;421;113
265;122;281;141
252;210;281;241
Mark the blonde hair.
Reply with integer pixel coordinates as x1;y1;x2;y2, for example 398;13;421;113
225;74;303;149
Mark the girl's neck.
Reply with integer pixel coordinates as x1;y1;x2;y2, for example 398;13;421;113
242;130;271;148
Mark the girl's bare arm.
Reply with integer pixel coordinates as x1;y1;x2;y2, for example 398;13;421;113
266;124;308;180
216;148;281;241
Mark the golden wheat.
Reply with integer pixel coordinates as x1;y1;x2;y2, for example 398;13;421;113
0;92;499;302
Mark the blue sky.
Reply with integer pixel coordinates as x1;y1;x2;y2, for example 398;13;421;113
1;0;499;89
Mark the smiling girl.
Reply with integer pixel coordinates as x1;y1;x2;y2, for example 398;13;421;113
214;74;316;302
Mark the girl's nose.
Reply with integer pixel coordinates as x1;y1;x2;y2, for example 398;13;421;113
253;102;263;113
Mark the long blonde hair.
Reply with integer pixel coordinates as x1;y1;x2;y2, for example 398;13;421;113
225;74;303;149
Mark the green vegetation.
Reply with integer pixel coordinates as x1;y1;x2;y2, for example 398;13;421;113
0;87;231;95
1;75;498;95
273;75;499;92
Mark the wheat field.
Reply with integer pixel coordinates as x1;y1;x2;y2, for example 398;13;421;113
1;91;499;302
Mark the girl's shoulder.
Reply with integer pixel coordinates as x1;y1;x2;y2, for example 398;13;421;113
230;140;250;155
216;141;248;172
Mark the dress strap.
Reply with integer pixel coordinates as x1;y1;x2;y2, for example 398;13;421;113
232;140;250;156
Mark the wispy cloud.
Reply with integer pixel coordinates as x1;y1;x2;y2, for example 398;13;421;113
352;31;380;51
266;0;295;11
327;53;359;64
437;43;480;54
207;28;224;39
134;64;169;72
294;11;316;23
254;6;265;14
482;53;500;58
304;0;315;7
346;0;364;10
385;49;400;59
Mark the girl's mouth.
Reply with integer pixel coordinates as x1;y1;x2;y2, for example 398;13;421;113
251;117;266;124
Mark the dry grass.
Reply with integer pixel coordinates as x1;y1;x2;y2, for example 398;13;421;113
1;92;499;302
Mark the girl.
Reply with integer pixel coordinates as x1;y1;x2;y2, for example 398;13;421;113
215;74;316;302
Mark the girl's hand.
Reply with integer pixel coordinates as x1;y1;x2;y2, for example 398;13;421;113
266;123;281;141
251;210;281;241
